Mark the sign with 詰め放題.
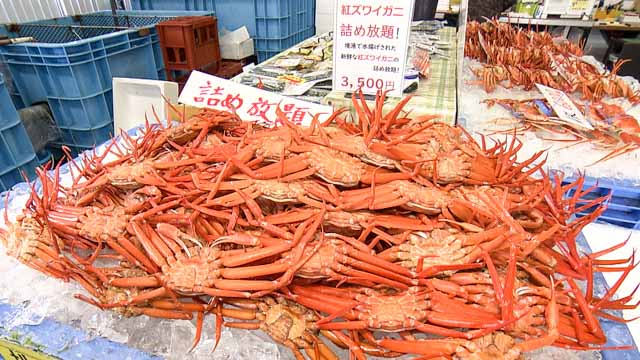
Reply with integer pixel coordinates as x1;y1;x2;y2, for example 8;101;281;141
333;0;416;97
178;71;333;127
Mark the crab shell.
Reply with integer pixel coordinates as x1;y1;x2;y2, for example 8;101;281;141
1;216;63;263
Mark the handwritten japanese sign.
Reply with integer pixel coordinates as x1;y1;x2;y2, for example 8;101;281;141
333;0;415;97
536;84;594;130
178;71;333;127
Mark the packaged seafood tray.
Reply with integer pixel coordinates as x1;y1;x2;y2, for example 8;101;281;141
235;31;332;102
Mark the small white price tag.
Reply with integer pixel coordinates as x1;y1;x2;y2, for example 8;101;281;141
179;71;333;127
535;84;594;130
477;32;489;57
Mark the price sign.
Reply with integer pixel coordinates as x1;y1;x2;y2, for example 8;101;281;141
178;71;333;127
536;84;594;130
0;339;55;360
333;0;415;97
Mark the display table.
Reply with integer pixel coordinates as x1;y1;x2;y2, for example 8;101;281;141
459;57;640;186
499;14;640;52
595;21;640;31
498;15;594;48
498;15;595;27
323;26;458;125
1;159;637;360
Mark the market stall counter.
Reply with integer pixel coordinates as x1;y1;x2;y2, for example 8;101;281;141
2;13;640;360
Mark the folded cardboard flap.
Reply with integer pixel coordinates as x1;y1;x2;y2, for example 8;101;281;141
168;103;203;122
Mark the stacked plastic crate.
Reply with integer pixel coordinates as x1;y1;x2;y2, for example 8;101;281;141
0;73;38;192
129;0;316;62
564;177;640;230
254;0;316;61
0;11;213;155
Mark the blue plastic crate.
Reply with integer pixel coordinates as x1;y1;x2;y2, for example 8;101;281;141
0;74;38;192
10;92;25;109
47;89;113;129
3;33;156;100
255;0;314;37
130;0;216;11
0;10;213;150
0;11;216;105
71;10;214;82
36;149;53;166
128;0;255;36
129;0;316;58
565;177;640;230
58;122;114;148
0;55;25;109
256;26;315;62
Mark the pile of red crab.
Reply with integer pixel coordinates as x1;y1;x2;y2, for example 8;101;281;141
1;92;637;359
465;19;638;102
465;19;640;165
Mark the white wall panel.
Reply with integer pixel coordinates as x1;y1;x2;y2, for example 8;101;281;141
59;0;113;15
0;0;64;23
315;0;335;35
0;0;114;23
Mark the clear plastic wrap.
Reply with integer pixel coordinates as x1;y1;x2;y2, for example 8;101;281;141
18;103;60;152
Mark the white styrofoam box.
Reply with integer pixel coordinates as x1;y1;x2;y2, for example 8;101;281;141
220;26;250;44
113;78;179;134
221;38;255;60
220;26;254;60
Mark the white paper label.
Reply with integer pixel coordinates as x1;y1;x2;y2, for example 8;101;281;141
179;71;333;127
477;32;489;57
332;0;415;97
536;84;594;130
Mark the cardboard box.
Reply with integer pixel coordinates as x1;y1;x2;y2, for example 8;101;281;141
219;26;255;60
168;103;203;122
